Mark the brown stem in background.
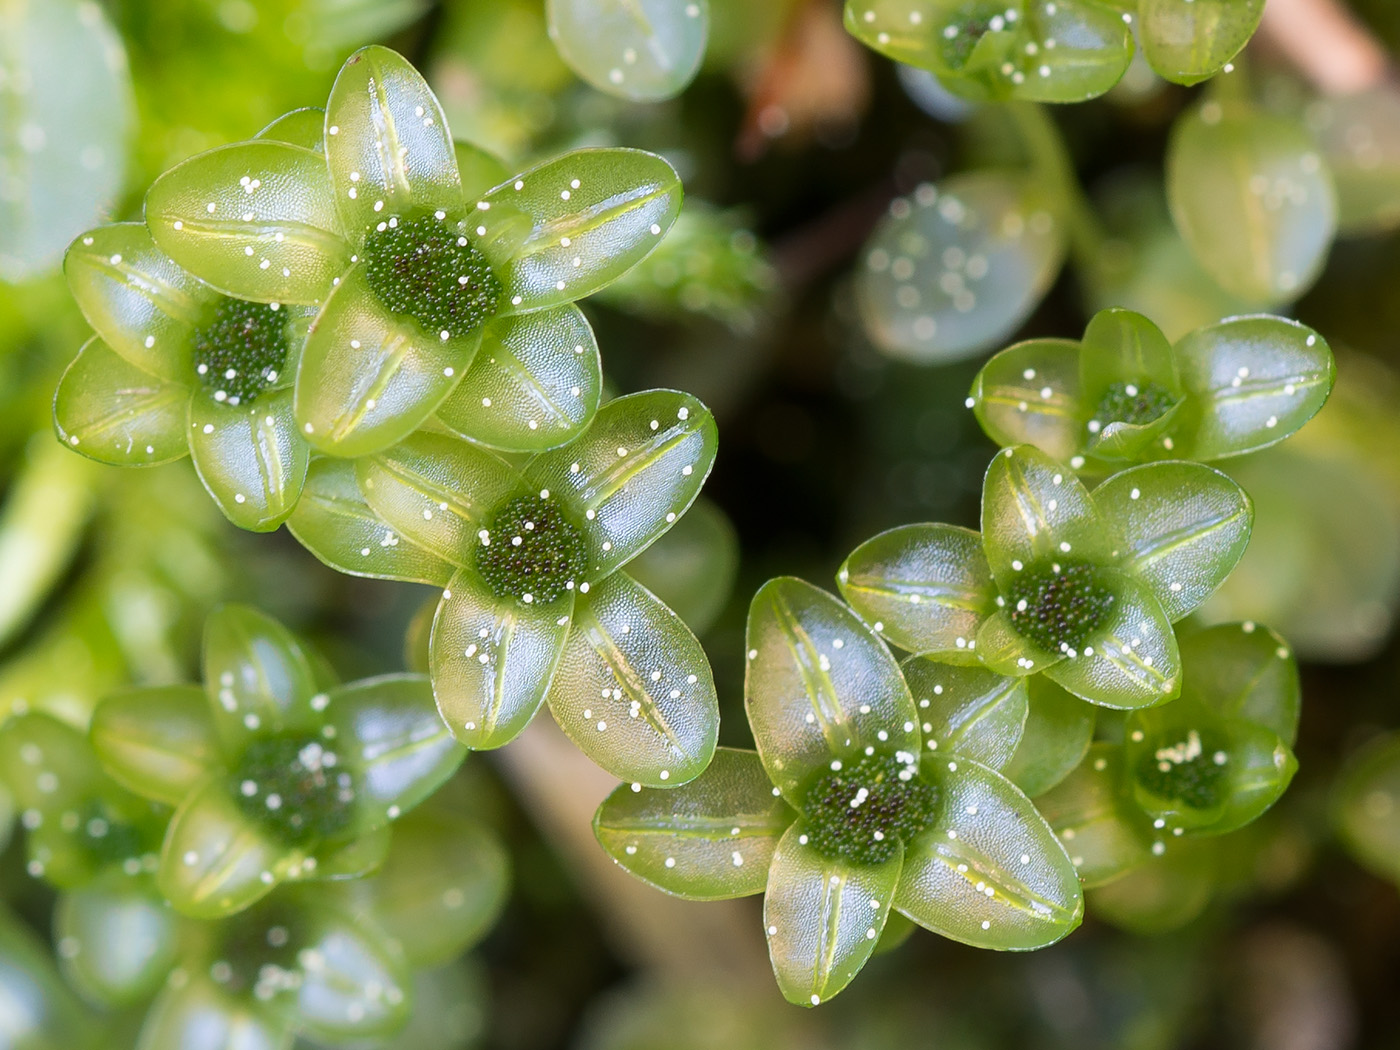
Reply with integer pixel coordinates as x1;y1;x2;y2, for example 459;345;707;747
491;718;771;983
1258;0;1392;93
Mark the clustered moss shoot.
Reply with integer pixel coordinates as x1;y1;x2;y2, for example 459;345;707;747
231;735;355;845
475;494;588;604
363;213;501;340
801;753;939;865
1090;380;1175;430
210;899;307;999
1135;728;1230;811
1005;561;1116;653
191;297;290;406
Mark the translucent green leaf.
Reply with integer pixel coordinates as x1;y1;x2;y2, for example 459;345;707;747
1138;0;1263;85
357;430;524;565
968;338;1084;463
0;0;133;282
454;141;511;201
310;823;392;881
325;674;464;831
256;107;327;153
1335;732;1400;886
294;263;481;458
435;305;602;451
548;572;718;787
763;822;901;1006
1079;307;1181;414
1180;622;1300;746
56;873;178;1007
1043;572;1181;708
286;457;456;586
857;172;1066;364
1093;461;1251;622
475;148;683;312
137;978;289;1050
896;757;1082;948
901;656;1027;771
745;577;918;805
90;685;220;807
624;496;739;637
341;808;509;967
53;338;190;467
188;388;310;532
1035;743;1152;887
844;0;1132;104
526;389;717;581
1308;87;1400;235
64;222;209;380
595;747;794;900
1170;315;1335;460
837;524;995;660
547;0;709;102
1087;838;1216;934
980;445;1114;585
1124;703;1295;835
157;776;293;918
202;603;319;754
1003;677;1095;798
1167;103;1336;306
0;910;102;1050
429;565;571;750
974;607;1063;677
325;45;462;240
146;140;350;305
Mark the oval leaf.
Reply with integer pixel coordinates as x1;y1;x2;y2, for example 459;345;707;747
901;656;1027;771
56;874;178;1007
1002;677;1095;798
202;603;319;754
547;572;719;787
1035;743;1154;887
54;338;190;467
969;337;1084;462
547;0;709;102
188;388;310;532
595;747;794;900
89;685;220;807
1139;0;1264;85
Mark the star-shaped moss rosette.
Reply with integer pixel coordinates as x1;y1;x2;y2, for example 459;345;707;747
142;45;682;458
1036;622;1299;889
287;390;721;786
838;444;1254;708
56;221;317;531
86;604;463;919
967;309;1335;471
844;0;1264;102
0;712;176;1008
594;578;1082;1007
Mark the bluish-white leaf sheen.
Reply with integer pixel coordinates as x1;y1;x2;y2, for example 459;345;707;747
1093;461;1252;622
436;305;602;452
474;148;683;312
526;389;717;581
838;523;995;661
287;457;456;586
548;0;709;102
0;0;133;282
857;172;1065;364
56;874;178;1007
745;577;918;806
763;822;902;1007
897;757;1081;949
137;979;287;1050
202;604;320;755
595;748;794;900
430;565;572;750
548;572;718;787
901;656;1027;771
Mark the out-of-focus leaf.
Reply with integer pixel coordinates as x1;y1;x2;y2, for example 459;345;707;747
1306;86;1400;235
1138;0;1264;85
1003;677;1095;798
624;496;739;636
548;0;709;102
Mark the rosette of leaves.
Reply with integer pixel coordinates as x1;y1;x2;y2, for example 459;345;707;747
967;308;1336;470
594;577;1082;1007
286;389;721;787
142;45;682;458
86;604;463;919
838;444;1254;708
56;221;317;531
844;0;1264;103
0;713;178;1008
1036;622;1299;889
